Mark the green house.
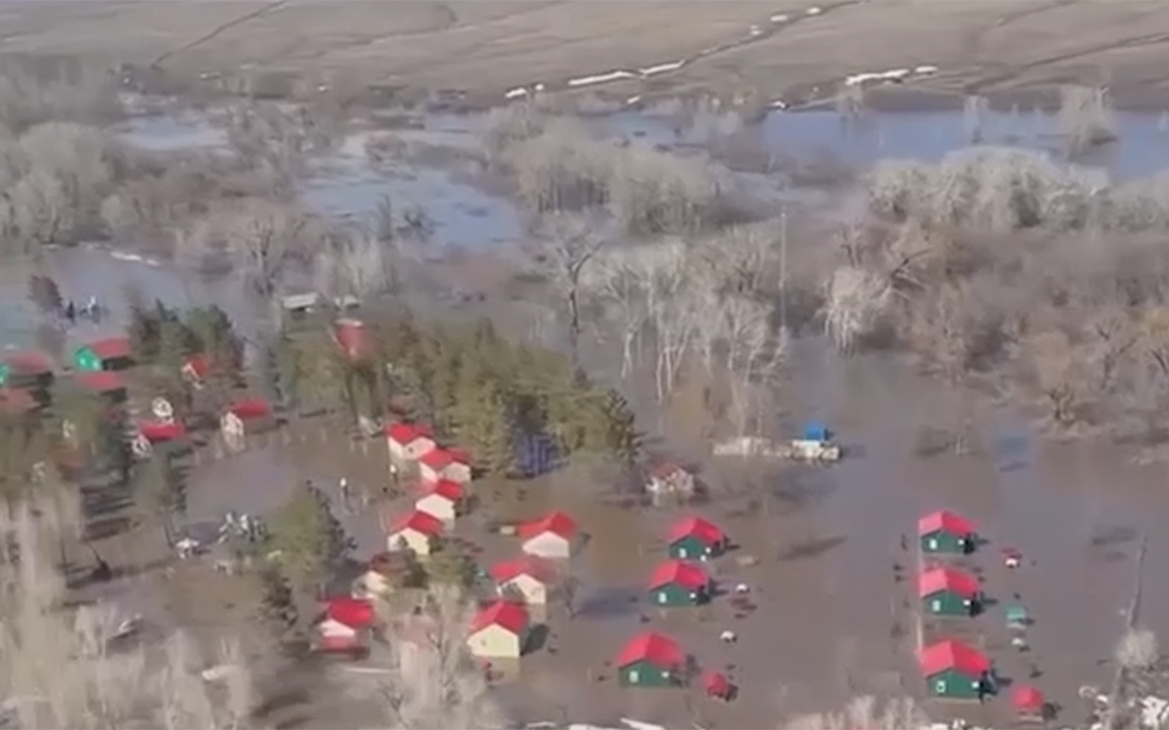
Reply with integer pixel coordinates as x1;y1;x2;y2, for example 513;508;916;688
919;567;981;617
616;632;683;688
647;560;710;607
920;639;991;701
918;510;976;555
74;337;133;373
667;516;727;561
0;351;53;390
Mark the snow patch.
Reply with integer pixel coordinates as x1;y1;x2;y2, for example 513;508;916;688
639;60;686;76
805;6;822;15
770;13;789;22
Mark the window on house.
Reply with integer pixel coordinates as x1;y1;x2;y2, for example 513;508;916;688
935;680;946;693
658;593;667;604
931;599;941;612
629;670;639;683
929;539;938;550
678;548;687;557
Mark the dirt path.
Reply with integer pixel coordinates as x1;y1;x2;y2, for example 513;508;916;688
6;1;1169;107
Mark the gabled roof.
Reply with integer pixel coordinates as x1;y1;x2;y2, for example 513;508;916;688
648;560;709;591
227;397;270;420
918;567;980;598
75;371;126;393
918;639;990;677
490;556;556;584
1011;684;1045;712
417;479;464;502
2;350;52;375
469;601;528;635
0;388;38;414
388;510;444;537
184;354;210;378
615;632;684;669
649;461;687;479
385;422;433;445
667;516;725;546
85;337;131;361
139;420;187;443
918;510;976;537
518;511;577;541
323;597;375;629
334;318;374;361
420;447;470;469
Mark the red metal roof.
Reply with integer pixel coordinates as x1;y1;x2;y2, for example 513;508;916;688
388;510;445;537
139;420;187;443
615;632;684;669
184;354;210;379
75;371;125;393
668;516;726;546
517;511;577;540
227;397;271;420
1010;684;1045;712
2;350;51;375
647;560;709;591
917;567;980;598
334;318;374;362
490;556;555;584
918;510;976;537
385;422;433;445
86;337;131;361
324;597;376;629
0;388;38;414
469;600;528;635
419;448;453;469
918;639;990;677
416;478;465;501
703;670;730;695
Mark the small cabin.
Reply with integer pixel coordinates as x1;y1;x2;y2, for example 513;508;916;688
334;318;374;363
74;372;128;403
418;448;472;485
0;350;53;390
281;292;324;320
220;397;276;445
645;462;696;506
313;597;376;657
74;337;133;372
385;423;437;463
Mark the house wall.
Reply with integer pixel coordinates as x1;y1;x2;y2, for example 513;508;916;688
416;495;456;524
74;348;101;372
522;533;570;559
923;590;972;617
444;462;472;484
501;575;547;605
650;584;698;607
220;413;244;439
669;536;716;561
388;529;432;556
920;530;969;554
466;625;521;659
101;355;133;372
619;660;672;687
926;668;982;699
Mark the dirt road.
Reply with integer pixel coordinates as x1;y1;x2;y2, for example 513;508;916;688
7;1;1169;107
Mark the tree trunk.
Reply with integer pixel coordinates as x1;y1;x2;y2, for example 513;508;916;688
567;287;582;366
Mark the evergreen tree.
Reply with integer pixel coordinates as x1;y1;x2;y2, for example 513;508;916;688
266;482;351;594
450;360;514;476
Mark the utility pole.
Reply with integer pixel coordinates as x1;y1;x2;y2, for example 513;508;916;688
779;207;789;342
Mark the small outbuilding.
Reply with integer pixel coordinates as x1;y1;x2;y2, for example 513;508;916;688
333;318;374;363
414;478;465;526
919;638;992;701
0;350;53;390
466;601;529;660
519;511;578;559
491;556;556;605
645;462;696;505
615;632;684;688
647;560;710;607
918;509;977;554
354;552;421;599
704;671;733;702
418;447;473;484
385;422;436;462
1005;604;1030;629
313;597;376;656
74;337;133;372
74;371;128;402
667;516;727;561
919;567;981;617
138;420;188;451
386;510;445;556
181;354;211;386
1011;684;1046;720
220;397;276;446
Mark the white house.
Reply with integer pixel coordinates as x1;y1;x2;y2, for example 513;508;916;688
465;601;529;660
385;510;444;556
313;597;376;655
490;556;555;605
418;448;473;484
519;511;578;559
414;478;464;526
385;423;437;463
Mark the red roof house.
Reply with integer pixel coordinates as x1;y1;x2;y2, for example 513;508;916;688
334;318;374;362
667;516;727;560
466;601;529;659
138;420;187;443
314;597;376;655
221;397;275;440
919;510;977;554
414;478;465;525
490;556;556;605
182;354;210;382
75;371;127;397
0;350;53;388
918;567;980;598
0;388;39;415
647;560;711;606
518;511;578;559
703;670;733;700
385;422;436;462
418;447;472;484
386;510;445;555
74;337;133;373
615;632;685;687
919;639;990;698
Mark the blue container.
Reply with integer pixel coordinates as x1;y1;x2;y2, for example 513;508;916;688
802;421;832;442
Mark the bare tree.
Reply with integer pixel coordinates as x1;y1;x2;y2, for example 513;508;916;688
585;246;654;379
314;227;395;302
1058;84;1116;157
1116;627;1158;671
528;210;612;363
217;201;311;299
1023;327;1090;427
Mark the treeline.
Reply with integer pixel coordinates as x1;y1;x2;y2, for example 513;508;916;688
274;312;641;476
